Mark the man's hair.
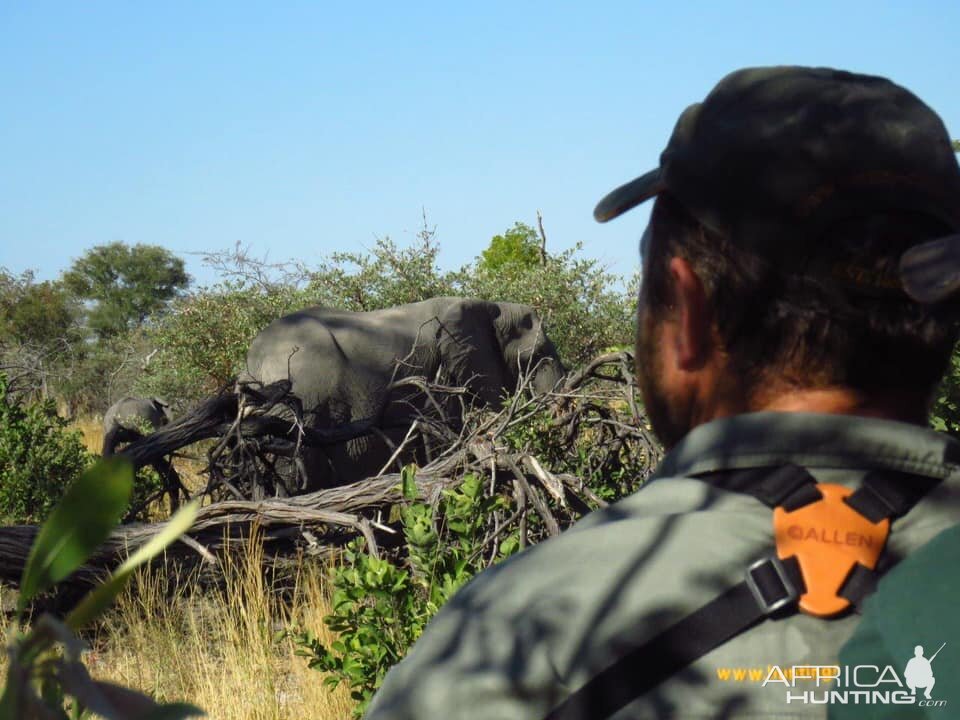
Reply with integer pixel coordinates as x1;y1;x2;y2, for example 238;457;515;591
644;192;960;399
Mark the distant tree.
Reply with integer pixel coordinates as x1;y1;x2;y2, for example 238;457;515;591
953;139;960;152
477;222;543;273
0;269;82;400
0;270;77;351
62;243;190;339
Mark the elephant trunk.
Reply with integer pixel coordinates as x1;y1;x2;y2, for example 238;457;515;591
530;355;564;395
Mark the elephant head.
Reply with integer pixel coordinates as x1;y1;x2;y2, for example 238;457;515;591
436;300;564;406
102;396;174;457
490;302;564;395
152;397;174;424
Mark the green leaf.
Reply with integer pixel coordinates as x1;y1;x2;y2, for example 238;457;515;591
18;458;134;614
400;465;417;500
0;666;25;720
66;500;200;631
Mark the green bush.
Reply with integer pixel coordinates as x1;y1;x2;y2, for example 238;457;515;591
307;234;458;312
0;374;93;523
291;354;655;715
501;404;648;503
466;223;635;366
295;469;518;717
930;345;960;438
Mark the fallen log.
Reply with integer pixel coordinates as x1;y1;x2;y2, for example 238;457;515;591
1;351;661;605
0;468;443;591
0;449;617;594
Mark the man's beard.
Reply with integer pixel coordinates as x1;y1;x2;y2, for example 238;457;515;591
635;311;690;451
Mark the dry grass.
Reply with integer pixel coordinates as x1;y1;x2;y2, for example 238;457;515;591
3;537;355;719
92;538;354;719
2;417;357;718
73;414;105;456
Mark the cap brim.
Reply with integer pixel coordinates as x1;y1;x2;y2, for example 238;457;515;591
899;234;960;304
593;168;665;223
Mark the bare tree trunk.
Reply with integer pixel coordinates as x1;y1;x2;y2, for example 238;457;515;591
536;210;548;265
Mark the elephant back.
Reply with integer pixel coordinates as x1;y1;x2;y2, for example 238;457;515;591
243;300;455;417
102;397;171;456
103;397;168;433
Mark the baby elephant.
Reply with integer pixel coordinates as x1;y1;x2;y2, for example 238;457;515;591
102;397;184;512
102;397;174;457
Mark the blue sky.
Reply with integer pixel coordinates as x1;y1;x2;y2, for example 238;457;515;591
1;2;957;288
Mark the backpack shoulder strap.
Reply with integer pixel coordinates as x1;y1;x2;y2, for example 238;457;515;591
544;554;802;720
544;464;942;720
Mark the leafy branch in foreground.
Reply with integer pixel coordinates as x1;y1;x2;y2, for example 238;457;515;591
0;458;204;720
294;467;519;717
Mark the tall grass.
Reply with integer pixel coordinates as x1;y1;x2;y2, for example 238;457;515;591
72;414;106;457
88;537;354;718
3;416;357;718
1;537;354;719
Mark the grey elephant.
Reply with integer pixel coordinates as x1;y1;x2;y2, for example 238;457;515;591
102;396;183;510
243;297;564;490
102;397;174;456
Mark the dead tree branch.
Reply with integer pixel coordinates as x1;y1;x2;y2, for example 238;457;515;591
1;351;662;595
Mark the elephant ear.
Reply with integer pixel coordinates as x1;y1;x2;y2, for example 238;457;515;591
494;304;564;394
437;300;513;406
152;398;174;423
496;305;537;362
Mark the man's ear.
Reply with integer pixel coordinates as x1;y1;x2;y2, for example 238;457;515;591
668;257;711;370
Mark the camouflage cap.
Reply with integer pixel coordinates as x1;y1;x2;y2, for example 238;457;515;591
595;66;960;304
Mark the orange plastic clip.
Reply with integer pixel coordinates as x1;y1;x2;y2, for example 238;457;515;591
773;483;890;617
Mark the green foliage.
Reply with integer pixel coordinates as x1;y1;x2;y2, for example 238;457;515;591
0;270;79;352
931;346;960;436
307;231;458;312
501;404;648;502
307;220;635;367
477;222;543;272
296;369;652;716
0;374;93;524
0;374;159;523
131;219;634;405
463;241;635;367
295;468;518;717
128;466;166;521
63;243;190;340
0;458;203;719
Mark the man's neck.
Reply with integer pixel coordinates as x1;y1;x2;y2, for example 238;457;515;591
752;387;928;425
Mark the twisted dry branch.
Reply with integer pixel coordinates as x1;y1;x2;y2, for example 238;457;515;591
0;351;662;596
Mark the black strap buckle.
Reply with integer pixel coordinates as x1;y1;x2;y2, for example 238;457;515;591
745;556;798;615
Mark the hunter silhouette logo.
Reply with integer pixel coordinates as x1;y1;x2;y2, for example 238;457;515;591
905;643;945;700
762;641;950;707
